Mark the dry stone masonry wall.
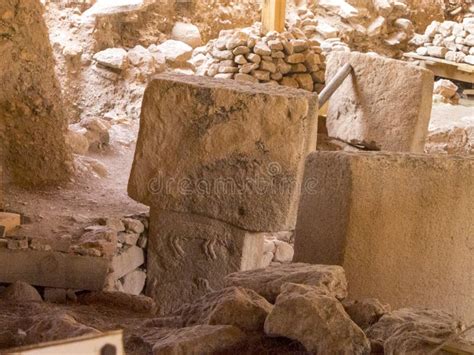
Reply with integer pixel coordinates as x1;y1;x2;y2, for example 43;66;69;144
192;23;326;92
412;18;474;64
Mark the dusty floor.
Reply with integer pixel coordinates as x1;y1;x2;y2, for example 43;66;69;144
3;142;146;243
430;100;474;129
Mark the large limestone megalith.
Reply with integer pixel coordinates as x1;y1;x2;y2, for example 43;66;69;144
128;74;319;310
294;151;474;320
326;52;434;153
128;74;319;232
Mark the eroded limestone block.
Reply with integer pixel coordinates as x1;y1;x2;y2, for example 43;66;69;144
175;286;273;331
366;308;464;354
326;52;434;152
146;210;265;315
0;249;110;290
224;262;348;303
264;283;370;354
128;74;318;232
294;151;474;320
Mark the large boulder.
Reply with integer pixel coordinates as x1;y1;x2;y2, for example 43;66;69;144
93;48;128;70
342;298;390;330
294;151;474;320
326;52;433;152
175;286;273;331
154;40;193;65
264;283;370;354
366;308;465;354
224;263;348;303
128;74;318;232
171;22;202;48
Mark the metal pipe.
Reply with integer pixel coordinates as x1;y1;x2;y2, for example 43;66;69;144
318;63;353;108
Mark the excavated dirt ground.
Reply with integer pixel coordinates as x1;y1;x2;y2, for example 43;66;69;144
3;144;146;242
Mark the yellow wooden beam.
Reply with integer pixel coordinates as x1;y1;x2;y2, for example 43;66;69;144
261;0;287;34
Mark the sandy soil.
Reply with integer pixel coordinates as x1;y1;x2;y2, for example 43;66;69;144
2;143;147;242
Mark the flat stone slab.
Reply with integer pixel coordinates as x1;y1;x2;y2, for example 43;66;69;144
294;151;474;321
146;209;264;315
128;74;318;232
0;249;110;290
326;52;434;152
0;243;145;291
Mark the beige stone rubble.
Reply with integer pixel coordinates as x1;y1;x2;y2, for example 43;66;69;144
224;263;348;303
174;286;273;331
264;283;371;354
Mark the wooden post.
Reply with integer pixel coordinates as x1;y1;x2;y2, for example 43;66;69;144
261;0;287;34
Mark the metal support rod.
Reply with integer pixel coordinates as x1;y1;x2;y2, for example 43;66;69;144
318;63;353;108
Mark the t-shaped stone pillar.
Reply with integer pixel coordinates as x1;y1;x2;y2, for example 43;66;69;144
128;74;318;313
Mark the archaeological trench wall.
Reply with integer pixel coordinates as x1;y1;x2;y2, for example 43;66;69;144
0;0;71;187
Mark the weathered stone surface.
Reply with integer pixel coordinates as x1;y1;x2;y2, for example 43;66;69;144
78;291;157;314
122;218;145;234
326;52;433;152
294;151;474;320
24;314;100;344
171;22;202;48
0;249;110;290
342;298;390;330
108;245;145;280
0;0;71;186
434;79;458;98
366;308;464;354
273;240;294;263
93;48;128;70
151;325;246;355
155;40;193;64
175;286;272;331
1;281;42;302
73;226;117;257
128;74;318;232
44;288;67;304
264;283;370;354
146;210;265;315
425;109;474;155
121;269;146;295
224;263;348;303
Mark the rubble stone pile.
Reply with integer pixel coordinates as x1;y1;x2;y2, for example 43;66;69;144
298;1;416;58
433;78;460;104
445;0;474;22
0;214;148;296
412;18;474;64
1;264;469;354
192;23;326;92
